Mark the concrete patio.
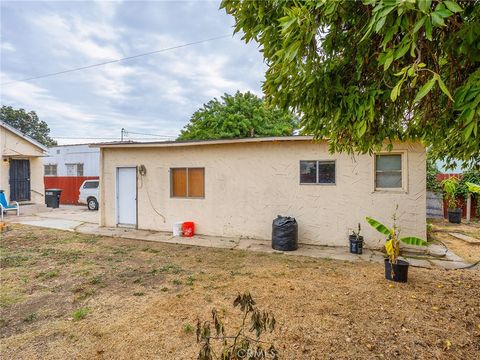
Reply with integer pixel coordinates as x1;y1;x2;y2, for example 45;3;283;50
3;204;478;270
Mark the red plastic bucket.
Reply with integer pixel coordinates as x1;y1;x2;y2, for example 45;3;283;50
182;222;195;237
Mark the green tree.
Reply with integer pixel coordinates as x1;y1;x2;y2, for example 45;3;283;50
0;106;57;146
178;91;297;140
221;0;480;168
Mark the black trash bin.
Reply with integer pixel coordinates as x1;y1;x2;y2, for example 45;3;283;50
272;216;298;251
45;189;62;208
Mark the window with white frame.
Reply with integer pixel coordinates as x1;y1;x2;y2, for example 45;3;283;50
300;161;336;184
44;164;57;176
375;154;402;189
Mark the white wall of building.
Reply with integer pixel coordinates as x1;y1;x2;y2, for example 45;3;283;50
43;144;99;177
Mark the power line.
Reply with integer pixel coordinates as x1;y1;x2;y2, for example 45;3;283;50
52;136;174;140
125;130;176;138
1;34;231;86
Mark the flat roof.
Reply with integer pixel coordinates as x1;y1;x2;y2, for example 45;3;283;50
91;136;316;149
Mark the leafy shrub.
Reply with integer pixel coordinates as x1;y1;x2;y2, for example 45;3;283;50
196;293;277;360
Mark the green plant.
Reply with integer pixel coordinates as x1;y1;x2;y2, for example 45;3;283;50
89;276;102;285
178;91;297;141
456;169;480;199
366;211;426;268
351;223;361;240
36;269;59;279
221;1;480;167
466;182;480;194
441;177;460;209
72;307;89;321
160;264;182;274
196;293;277;360
23;312;37;322
426;156;441;193
184;323;194;334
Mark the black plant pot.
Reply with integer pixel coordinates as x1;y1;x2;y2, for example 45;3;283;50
348;235;363;254
384;259;409;283
447;208;462;224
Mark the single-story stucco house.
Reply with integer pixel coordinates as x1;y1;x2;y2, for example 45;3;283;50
94;136;426;248
1;121;47;204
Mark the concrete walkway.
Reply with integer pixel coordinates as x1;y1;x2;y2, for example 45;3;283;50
3;205;478;270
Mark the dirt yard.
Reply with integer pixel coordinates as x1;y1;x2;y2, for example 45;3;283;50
429;220;480;263
1;225;479;359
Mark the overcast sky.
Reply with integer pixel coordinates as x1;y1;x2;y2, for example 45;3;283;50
0;0;266;144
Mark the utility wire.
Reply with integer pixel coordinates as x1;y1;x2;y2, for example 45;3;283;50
125;130;176;138
1;34;231;86
52;136;174;140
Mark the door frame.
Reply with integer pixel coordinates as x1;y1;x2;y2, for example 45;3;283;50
115;166;138;228
9;158;31;202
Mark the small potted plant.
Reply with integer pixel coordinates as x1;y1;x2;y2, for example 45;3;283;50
366;212;427;283
441;177;461;223
348;223;363;254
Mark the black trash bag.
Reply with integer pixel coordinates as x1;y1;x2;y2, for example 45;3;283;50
272;215;298;251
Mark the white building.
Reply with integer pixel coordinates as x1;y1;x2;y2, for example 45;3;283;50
43;144;99;177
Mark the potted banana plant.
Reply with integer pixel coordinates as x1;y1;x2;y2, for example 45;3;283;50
441;177;461;223
366;215;427;283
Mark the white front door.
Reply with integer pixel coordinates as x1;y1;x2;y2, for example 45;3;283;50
116;167;137;226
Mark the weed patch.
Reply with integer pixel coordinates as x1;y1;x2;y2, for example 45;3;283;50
1;253;31;268
160;264;182;274
36;269;59;279
72;307;89;321
23;313;37;322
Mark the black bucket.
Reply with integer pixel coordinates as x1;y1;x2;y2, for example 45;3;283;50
348;235;363;254
448;209;462;224
384;259;409;283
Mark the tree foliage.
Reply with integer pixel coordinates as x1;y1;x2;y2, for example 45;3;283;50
178;91;297;140
426;153;441;193
221;0;480;167
0;106;57;147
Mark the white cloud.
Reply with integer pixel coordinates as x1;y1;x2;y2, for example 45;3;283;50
1;1;266;142
0;42;15;52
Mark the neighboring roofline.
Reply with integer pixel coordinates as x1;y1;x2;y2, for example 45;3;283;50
90;136;316;149
49;143;102;148
0;121;48;152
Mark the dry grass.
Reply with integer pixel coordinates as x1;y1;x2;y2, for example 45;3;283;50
429;220;480;263
1;224;479;359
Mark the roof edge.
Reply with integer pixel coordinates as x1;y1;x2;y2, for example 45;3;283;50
90;136;316;149
0;121;48;152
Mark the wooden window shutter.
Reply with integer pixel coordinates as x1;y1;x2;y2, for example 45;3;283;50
171;168;187;197
188;168;205;197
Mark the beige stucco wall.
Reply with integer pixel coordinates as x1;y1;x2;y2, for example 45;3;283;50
100;140;426;247
0;125;45;203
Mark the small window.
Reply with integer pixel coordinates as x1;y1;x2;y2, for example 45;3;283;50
300;161;335;184
83;181;99;189
171;167;205;198
66;163;84;176
44;164;57;176
375;154;402;189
